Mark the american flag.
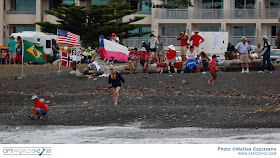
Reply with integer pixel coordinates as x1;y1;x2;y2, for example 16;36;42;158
57;28;80;46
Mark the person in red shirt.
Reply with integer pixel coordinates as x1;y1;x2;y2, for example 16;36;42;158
177;31;188;61
190;30;204;55
208;55;220;86
166;45;177;73
128;48;139;74
139;47;150;73
28;95;48;119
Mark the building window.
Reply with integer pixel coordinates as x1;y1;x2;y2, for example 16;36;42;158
164;0;188;9
91;0;108;5
129;26;151;37
62;0;75;5
9;25;36;34
161;25;186;37
50;0;63;9
196;25;221;32
11;0;36;11
266;0;280;8
231;25;256;36
199;0;223;9
234;0;256;9
271;26;280;36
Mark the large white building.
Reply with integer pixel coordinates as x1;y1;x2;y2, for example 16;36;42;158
0;0;280;47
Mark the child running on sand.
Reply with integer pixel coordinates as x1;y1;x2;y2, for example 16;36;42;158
28;95;48;119
208;55;220;85
109;66;126;106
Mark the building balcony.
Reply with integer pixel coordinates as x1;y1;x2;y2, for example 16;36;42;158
123;36;277;47
154;9;280;19
6;10;36;14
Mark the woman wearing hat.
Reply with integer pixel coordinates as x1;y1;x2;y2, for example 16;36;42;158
166;45;177;73
109;66;126;106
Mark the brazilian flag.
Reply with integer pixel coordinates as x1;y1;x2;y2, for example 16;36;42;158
23;40;45;63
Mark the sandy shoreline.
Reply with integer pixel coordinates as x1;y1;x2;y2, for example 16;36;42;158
0;65;279;129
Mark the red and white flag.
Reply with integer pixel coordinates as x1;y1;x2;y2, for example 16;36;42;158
61;51;73;67
57;28;80;46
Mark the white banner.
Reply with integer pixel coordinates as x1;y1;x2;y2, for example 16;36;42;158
1;144;278;158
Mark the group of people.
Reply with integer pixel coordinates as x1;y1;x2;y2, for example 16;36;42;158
225;41;263;60
6;35;23;65
127;30;206;74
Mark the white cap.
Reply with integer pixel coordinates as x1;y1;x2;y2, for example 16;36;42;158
168;45;176;51
241;36;247;40
194;29;199;33
262;35;268;39
142;41;145;43
31;95;38;100
140;47;147;52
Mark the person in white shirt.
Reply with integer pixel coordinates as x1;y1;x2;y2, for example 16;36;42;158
186;46;198;60
110;33;119;43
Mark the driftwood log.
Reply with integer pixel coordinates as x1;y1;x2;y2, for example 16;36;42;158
77;59;263;76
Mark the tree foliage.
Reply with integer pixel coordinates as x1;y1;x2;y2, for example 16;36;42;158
276;30;280;49
37;3;149;47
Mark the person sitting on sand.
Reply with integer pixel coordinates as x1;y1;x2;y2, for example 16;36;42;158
28;95;48;119
139;47;150;73
109;66;126;106
208;55;220;86
186;46;198;60
166;45;177;73
200;51;210;74
128;48;139;74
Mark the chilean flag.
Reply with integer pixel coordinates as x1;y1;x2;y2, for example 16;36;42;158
99;35;129;63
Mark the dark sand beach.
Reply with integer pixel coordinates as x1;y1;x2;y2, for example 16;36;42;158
0;65;279;129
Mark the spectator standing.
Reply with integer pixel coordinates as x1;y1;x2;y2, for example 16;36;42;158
190;30;204;54
16;36;23;64
52;39;59;62
259;35;272;73
7;36;17;65
156;36;164;63
177;31;188;61
166;45;177;73
148;34;157;63
110;33;119;43
235;36;250;73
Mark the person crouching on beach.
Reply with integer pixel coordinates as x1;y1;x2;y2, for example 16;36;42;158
208;55;220;86
28;95;48;119
200;51;210;74
109;66;126;106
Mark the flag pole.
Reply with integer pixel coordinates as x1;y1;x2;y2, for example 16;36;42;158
21;39;24;77
58;50;61;75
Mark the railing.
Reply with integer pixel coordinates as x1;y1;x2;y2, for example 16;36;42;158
134;10;151;14
154;8;280;19
155;9;188;19
123;36;277;47
228;36;277;46
6;10;36;14
3;38;9;46
123;36;181;47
